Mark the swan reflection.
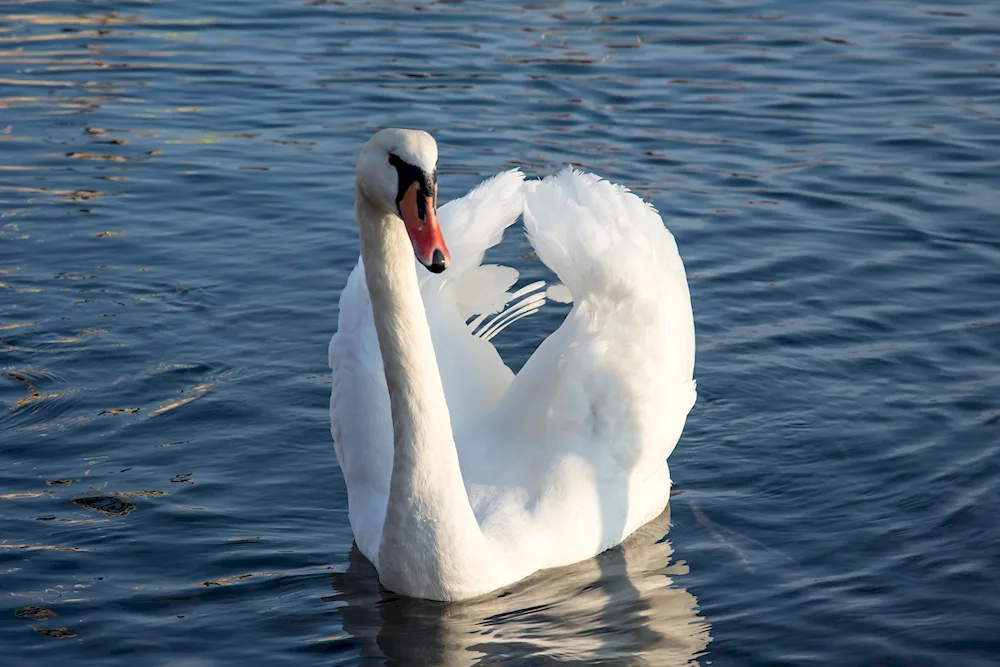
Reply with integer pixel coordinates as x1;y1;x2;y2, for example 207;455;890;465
326;507;710;665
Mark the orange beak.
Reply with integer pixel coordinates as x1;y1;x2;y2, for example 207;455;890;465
398;181;450;273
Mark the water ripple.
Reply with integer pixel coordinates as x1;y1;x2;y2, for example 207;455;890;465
2;0;999;664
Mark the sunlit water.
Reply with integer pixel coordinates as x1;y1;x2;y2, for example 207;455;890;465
2;1;999;664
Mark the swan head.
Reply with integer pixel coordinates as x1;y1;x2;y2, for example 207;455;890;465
357;128;450;273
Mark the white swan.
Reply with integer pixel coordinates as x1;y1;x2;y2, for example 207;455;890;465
329;129;696;601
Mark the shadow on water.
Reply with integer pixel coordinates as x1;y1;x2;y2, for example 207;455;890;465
321;507;710;665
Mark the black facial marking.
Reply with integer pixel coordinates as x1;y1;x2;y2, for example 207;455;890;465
416;192;428;221
388;153;435;218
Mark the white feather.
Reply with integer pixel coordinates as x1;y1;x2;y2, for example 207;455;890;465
331;162;696;600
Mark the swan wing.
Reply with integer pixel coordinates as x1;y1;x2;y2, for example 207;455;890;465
417;169;544;437
476;169;696;558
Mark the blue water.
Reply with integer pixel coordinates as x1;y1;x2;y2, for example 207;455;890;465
3;1;999;664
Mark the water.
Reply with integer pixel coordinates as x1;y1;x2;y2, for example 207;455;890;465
2;0;999;664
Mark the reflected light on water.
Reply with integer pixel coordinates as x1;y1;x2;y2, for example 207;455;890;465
326;508;710;665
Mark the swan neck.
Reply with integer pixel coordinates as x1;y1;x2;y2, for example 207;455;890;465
355;186;490;600
355;187;449;443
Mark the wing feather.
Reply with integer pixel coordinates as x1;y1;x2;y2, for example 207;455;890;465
489;168;696;482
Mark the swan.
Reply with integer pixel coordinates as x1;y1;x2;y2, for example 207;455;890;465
329;128;696;601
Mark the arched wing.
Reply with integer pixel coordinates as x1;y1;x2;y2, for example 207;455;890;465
483;169;697;510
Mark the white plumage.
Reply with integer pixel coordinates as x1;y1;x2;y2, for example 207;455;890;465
330;130;695;601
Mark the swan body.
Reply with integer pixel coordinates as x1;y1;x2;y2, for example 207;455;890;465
330;129;696;601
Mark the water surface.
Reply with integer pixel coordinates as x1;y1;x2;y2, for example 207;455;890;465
2;1;999;664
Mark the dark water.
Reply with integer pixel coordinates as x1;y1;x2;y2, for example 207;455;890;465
3;0;999;664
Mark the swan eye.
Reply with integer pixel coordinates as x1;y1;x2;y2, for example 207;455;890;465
388;153;435;212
